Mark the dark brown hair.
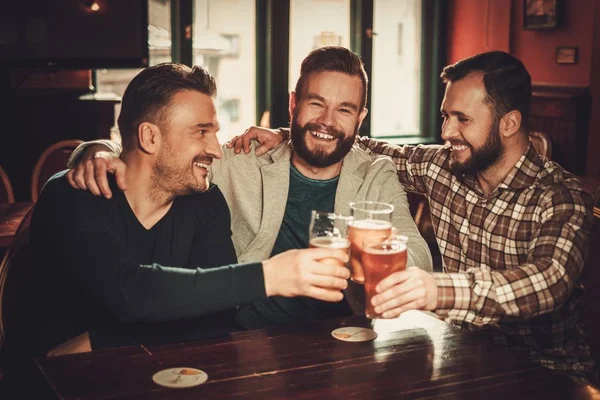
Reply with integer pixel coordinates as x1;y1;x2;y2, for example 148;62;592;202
118;63;217;151
440;51;531;131
294;46;368;109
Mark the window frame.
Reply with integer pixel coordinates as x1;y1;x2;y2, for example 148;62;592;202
94;0;445;144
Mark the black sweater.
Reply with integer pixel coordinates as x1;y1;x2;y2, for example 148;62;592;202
30;171;266;351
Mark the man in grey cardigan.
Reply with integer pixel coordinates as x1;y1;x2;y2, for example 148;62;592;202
66;47;432;328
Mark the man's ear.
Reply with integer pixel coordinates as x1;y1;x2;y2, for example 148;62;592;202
289;91;297;120
357;108;369;129
137;122;161;154
500;110;522;139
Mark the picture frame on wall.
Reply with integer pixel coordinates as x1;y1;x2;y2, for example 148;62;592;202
555;46;578;64
524;0;561;30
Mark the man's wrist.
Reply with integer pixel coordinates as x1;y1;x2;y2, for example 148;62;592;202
277;128;290;141
262;260;274;297
67;140;121;169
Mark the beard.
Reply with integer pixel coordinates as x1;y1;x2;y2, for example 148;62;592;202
290;115;357;168
152;141;209;199
449;119;503;177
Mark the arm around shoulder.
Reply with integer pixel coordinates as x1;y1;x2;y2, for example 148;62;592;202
67;139;122;169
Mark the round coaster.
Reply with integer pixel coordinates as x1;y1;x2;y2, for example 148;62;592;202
152;367;208;389
331;327;378;342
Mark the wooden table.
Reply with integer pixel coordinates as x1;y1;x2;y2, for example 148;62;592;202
34;311;597;399
0;202;34;248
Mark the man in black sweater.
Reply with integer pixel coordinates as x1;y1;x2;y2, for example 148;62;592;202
29;63;349;354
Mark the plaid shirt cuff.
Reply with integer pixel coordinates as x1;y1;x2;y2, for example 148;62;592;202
433;272;472;316
67;140;122;169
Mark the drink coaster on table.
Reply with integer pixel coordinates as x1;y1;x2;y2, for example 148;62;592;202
152;367;208;388
331;327;378;342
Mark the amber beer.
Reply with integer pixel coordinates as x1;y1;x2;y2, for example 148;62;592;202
362;239;407;318
309;236;351;267
348;219;392;283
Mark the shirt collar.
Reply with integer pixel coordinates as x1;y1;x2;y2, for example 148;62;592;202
461;142;544;195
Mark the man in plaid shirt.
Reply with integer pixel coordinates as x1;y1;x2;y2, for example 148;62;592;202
359;51;596;381
229;50;596;381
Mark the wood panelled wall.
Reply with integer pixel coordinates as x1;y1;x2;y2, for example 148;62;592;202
529;86;591;175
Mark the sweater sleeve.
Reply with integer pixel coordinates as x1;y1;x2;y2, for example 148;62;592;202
31;174;267;323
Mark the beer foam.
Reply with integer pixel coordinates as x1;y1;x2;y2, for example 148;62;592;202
350;219;392;230
310;237;351;249
364;243;407;255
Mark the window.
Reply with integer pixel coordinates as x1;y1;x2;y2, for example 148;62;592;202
193;0;256;142
95;0;172;98
283;0;441;143
370;0;422;139
288;0;351;92
92;1;443;144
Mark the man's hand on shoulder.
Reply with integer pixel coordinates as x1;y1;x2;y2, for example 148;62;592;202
66;144;128;199
226;126;285;156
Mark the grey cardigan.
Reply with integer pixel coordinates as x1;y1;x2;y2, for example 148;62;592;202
211;141;433;271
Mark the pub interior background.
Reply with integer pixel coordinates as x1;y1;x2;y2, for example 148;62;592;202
1;0;600;396
2;0;600;203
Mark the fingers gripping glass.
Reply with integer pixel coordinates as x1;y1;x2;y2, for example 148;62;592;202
362;234;408;318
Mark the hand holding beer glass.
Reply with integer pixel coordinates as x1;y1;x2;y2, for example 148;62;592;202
348;201;394;283
308;211;351;266
362;235;408;318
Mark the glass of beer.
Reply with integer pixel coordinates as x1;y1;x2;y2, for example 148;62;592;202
308;211;352;266
348;201;394;283
362;235;408;318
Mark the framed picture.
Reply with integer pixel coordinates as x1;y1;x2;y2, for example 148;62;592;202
556;47;578;64
524;0;560;30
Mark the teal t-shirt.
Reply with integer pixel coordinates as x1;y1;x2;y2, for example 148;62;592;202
234;164;352;329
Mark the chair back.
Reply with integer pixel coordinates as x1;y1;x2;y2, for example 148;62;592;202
530;131;552;160
31;140;83;202
0;206;35;380
582;188;600;366
0;165;15;205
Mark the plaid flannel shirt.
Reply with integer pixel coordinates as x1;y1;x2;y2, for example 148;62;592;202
358;137;596;377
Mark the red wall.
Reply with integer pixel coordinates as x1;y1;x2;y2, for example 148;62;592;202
447;0;600;176
448;0;595;85
447;0;511;64
511;0;595;86
587;0;600;176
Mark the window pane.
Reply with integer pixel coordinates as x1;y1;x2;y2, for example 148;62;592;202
289;0;351;92
95;0;172;97
371;0;422;138
193;0;256;142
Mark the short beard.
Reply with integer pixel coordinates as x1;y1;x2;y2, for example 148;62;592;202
151;142;208;202
290;115;356;168
450;118;503;177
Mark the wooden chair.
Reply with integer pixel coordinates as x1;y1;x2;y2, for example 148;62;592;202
406;192;440;270
530;131;553;160
0;206;34;383
0;165;15;205
582;187;600;367
31;139;83;202
0;204;92;388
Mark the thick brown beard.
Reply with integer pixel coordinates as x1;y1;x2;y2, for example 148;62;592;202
449;120;502;177
290;118;357;168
